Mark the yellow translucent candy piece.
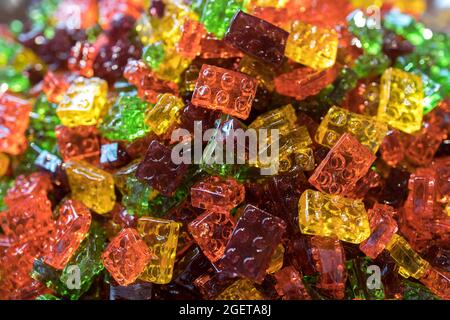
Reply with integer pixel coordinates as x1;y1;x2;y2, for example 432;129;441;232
285;21;338;70
378;68;424;134
238;55;275;91
316;106;388;153
350;0;383;8
57;77;109;127
145;93;184;136
266;244;285;274
12;46;44;72
245;0;289;11
137;216;181;284
216;279;264;300
249;104;298;137
0;153;9;177
65;160;116;214
387;0;426;15
153;47;191;83
279;126;314;172
298;189;371;244
386;234;430;279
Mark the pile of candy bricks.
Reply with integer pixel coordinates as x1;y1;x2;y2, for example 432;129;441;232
0;0;448;300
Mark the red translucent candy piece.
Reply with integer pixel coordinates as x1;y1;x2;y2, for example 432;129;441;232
177;19;206;59
55;125;101;164
274;266;311;300
42;71;72;103
4;172;53;206
200;35;244;59
419;267;450;300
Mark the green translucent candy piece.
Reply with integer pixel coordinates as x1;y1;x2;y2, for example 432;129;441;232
0;178;13;211
29;94;60;152
28;0;61;29
402;279;441;300
0;38;21;67
328;68;359;104
200;0;243;39
353;53;390;79
348;10;383;55
31;222;106;300
345;257;385;300
101;92;151;142
0;67;30;93
35;294;60;300
143;42;166;71
383;10;426;46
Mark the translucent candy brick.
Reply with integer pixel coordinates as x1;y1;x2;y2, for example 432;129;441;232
315;106;388;153
144;93;184;136
192;64;257;120
65;160;116;214
0;153;9;177
419;266;450;300
56;77;109;127
188;210;235;263
298;189;371;243
274;266;311;300
190;176;245;213
55;125;101;164
377;68;424;134
308;133;376;196
42;72;72;104
102;228;152;286
285;21;338;70
218;204;286;282
137;216;181;284
216;279;263;300
199;0;243;39
177;19;206;59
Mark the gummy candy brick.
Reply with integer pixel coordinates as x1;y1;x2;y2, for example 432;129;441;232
68;41;99;78
274;266;311;300
137;216;181;284
0;194;53;243
298;189;371;244
100;93;150;142
191;64;257;120
65;160;116;214
200;34;244;59
123;59;179;104
224;10;289;67
277;126;314;172
188;210;235;262
55;125;101;164
266;243;285;274
238;55;276;91
285;20;338;70
56;76;109;127
386;234;430;279
0;153;9;177
42;72;71;104
4;172;53;206
177;19;206;59
377;68;424;134
44;199;91;270
144;93;184;136
359;203;398;259
308;133;376;196
315;106;388;153
216;279;264;300
136;140;189;196
310;236;347;299
199;0;243;39
219;204;286;282
419;266;450;300
144;44;191;83
249;104;298;137
0;92;32;155
190;176;245;213
102;228;152;286
244;0;289;11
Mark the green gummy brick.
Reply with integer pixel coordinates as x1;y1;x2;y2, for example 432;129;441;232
199;0;243;39
143;42;166;70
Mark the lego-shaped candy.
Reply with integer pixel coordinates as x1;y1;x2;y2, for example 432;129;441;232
100;93;150;142
266;244;285;274
191;64;257;120
55;125;101;164
308;133;376;196
285;21;338;70
386;234;430;279
56;77;109;127
102;228;152;286
274;266;311;300
144;93;184;136
377;68;424;134
200;34;244;59
219;204;286;282
65;160;116;214
136;140;189;196
224;11;289;67
419;266;450;300
238;55;276;91
44;199;92;270
188;211;236;262
4;172;53;206
144;44;191;83
310;236;347;299
42;72;71;104
359;204;399;259
315;106;388;153
216;279;263;300
68;41;100;78
199;0;243;39
177;19;206;59
0;93;32;155
190;176;245;213
278;126;314;172
137;217;181;284
298;189;371;243
249;104;298;138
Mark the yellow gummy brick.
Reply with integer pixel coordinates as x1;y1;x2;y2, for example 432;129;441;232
378;68;424;134
65;160;116;214
145;93;184;136
386;234;430;279
0;153;9;177
266;244;285;274
249;104;298;137
154;47;191;83
285;21;338;70
298;189;371;244
137;216;181;284
216;279;264;300
245;0;289;11
57;77;109;127
316;106;388;153
279;126;314;172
